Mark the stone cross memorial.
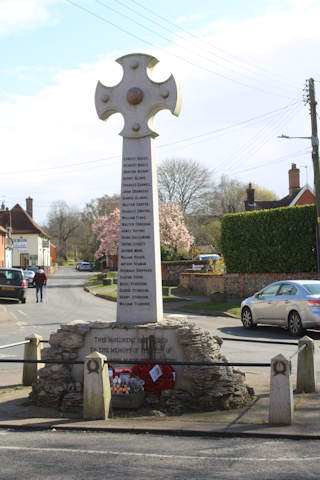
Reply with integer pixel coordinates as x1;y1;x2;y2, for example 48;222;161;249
30;52;251;417
95;53;181;324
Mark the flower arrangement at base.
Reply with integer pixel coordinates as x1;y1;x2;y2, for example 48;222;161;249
131;362;175;397
111;376;144;395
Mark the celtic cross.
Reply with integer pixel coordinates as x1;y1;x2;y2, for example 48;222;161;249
95;53;181;324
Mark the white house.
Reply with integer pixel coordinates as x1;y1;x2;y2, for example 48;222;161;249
0;198;50;269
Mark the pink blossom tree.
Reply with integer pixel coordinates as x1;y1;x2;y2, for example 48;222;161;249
92;203;193;259
159;202;194;252
91;208;120;259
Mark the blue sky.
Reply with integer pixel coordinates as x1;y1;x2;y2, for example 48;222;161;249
1;0;320;223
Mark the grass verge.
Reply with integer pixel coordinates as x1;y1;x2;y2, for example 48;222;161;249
178;301;241;317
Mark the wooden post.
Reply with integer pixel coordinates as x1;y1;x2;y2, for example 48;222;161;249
83;351;111;420
297;336;317;393
22;333;43;386
269;353;294;425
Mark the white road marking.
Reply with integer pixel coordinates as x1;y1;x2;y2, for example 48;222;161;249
17;310;27;317
0;353;16;358
0;446;318;462
16;321;28;327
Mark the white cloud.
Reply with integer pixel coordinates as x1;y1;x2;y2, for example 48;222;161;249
0;2;319;222
175;14;202;25
0;0;54;34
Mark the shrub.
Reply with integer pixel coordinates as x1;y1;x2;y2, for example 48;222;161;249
221;205;317;273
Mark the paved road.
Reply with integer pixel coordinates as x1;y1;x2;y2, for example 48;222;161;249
0;266;116;384
1;266;319;387
0;429;319;480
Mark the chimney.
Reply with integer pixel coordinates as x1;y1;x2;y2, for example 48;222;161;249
246;183;255;209
26;197;33;218
288;163;300;195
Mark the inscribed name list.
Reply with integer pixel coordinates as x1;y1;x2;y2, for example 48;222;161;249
117;137;163;324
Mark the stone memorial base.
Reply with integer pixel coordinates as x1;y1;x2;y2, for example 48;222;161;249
30;318;251;415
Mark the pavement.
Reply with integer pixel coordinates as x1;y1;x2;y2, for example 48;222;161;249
1;372;320;439
1;300;320;439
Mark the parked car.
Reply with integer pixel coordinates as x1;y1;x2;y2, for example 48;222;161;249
197;254;221;261
241;280;320;336
75;260;84;270
24;269;36;287
78;262;92;272
26;266;39;273
0;268;27;303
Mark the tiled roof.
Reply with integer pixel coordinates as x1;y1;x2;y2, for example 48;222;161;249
245;188;306;211
0;204;49;238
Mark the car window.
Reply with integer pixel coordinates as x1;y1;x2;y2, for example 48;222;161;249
260;284;279;298
278;284;297;296
0;270;22;286
303;284;320;295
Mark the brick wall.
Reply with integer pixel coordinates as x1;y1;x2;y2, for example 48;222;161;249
161;260;210;283
180;271;318;299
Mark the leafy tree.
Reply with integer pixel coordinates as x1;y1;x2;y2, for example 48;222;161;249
194;220;222;252
92;203;194;259
254;184;278;201
46;200;80;261
157;158;213;214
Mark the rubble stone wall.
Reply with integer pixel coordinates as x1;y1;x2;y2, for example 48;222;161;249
31;319;251;415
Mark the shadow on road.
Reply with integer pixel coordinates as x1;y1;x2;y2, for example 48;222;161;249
46;285;83;289
219;325;320;341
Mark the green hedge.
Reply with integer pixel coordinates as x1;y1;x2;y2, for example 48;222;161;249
221;205;317;273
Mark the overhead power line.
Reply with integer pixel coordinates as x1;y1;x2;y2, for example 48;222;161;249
64;0;296;98
0;101;304;178
95;0;297;96
126;0;301;91
231;148;310;176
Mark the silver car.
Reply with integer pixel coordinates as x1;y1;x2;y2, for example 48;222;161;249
241;280;320;336
24;269;36;287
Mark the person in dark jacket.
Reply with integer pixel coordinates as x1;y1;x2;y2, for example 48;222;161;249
32;267;47;303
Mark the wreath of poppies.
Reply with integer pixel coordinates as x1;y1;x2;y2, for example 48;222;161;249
131;362;175;397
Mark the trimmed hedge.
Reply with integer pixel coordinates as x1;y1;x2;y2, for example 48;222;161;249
221;205;317;273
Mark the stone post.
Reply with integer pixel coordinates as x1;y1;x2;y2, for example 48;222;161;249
296;336;317;393
22;333;43;386
83;351;111;420
269;353;294;425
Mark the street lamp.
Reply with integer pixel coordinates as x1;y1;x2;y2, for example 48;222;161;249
278;132;320;275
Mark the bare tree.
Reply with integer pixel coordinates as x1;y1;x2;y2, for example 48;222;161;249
46;200;81;261
209;175;278;215
82;194;120;224
81;194;121;260
157;158;213;214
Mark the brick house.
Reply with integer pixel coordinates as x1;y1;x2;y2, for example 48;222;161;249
0;198;50;269
244;163;315;211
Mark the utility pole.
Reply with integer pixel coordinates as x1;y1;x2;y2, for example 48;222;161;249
308;78;320;276
279;79;320;275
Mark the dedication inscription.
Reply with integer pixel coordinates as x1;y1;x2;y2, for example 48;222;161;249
73;325;184;387
95;53;181;324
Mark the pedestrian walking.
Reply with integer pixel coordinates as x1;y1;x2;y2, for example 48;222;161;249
32;267;47;303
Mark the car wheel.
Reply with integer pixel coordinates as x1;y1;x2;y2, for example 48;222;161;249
241;307;254;329
21;298;26;304
288;310;303;336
